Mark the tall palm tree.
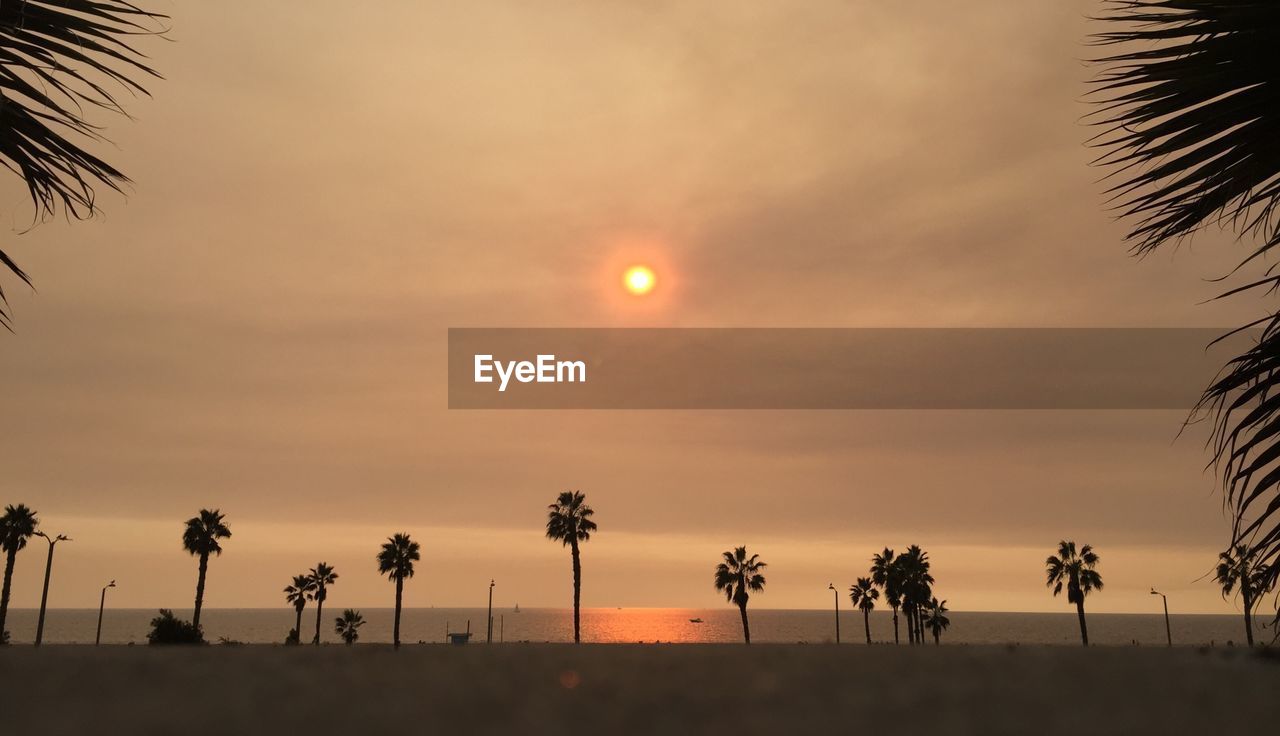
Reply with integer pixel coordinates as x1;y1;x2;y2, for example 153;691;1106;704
0;504;39;642
870;548;902;644
182;509;231;630
1093;3;1280;598
376;533;421;648
334;609;364;645
307;562;338;645
898;545;934;645
0;2;164;330
1046;540;1103;646
923;597;950;645
545;491;596;644
848;576;879;644
713;546;767;644
1215;544;1268;647
283;574;314;645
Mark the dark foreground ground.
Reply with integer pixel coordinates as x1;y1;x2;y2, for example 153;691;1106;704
1;644;1276;735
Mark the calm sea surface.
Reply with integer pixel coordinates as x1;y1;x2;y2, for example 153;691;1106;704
0;607;1255;646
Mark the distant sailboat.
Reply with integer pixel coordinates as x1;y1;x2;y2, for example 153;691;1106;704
513;603;521;613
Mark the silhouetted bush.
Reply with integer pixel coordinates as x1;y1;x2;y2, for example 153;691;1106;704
147;609;204;645
284;628;301;645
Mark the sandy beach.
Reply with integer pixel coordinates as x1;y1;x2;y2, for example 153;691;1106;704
2;644;1276;735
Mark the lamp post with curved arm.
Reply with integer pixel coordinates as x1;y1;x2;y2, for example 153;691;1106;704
33;531;71;646
1150;588;1172;647
96;580;116;646
487;579;495;644
828;583;841;644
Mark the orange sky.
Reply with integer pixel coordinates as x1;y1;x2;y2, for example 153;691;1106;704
0;1;1271;616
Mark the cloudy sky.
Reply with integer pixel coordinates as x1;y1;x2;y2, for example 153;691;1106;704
1;1;1272;615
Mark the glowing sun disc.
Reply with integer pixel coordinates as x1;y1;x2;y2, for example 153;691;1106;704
623;265;656;295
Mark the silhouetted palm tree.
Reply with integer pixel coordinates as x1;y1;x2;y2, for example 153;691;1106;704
923;597;950;645
1215;544;1268;647
334;609;364;645
870;547;902;644
182;509;231;630
1093;3;1280;600
0;2;164;330
0;504;39;642
1046;540;1103;646
714;546;767;644
307;563;338;645
545;491;596;644
848;576;879;644
376;533;421;648
283;574;314;645
898;545;934;645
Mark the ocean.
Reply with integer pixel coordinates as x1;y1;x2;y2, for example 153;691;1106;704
0;607;1258;646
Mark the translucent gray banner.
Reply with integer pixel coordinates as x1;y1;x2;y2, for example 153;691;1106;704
447;328;1252;409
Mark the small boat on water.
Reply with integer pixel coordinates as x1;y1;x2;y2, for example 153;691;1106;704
513;603;521;613
689;617;703;624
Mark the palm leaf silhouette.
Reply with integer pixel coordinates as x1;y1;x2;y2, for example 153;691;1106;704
1091;2;1280;593
0;1;164;329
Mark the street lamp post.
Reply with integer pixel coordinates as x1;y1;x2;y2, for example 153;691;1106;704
95;580;116;646
1150;588;1172;647
487;579;495;644
828;583;840;644
34;531;71;647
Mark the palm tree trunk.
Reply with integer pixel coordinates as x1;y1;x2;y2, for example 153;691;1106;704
933;630;940;645
892;606;900;644
313;592;324;645
393;576;403;648
1075;599;1089;646
192;552;208;629
570;537;582;644
294;605;304;643
738;600;751;644
0;547;16;641
1242;587;1254;646
863;608;871;644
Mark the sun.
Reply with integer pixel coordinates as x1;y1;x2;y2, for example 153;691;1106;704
623;265;656;295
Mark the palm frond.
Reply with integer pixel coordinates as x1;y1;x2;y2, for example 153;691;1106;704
0;0;165;329
1196;313;1280;591
1092;1;1280;595
181;509;230;556
713;546;767;604
377;532;421;580
1089;1;1280;263
0;503;40;552
545;490;596;545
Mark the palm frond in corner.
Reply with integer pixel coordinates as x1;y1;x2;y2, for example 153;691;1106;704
1091;1;1280;591
0;0;165;329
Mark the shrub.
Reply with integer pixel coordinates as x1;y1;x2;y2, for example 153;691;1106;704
147;609;204;645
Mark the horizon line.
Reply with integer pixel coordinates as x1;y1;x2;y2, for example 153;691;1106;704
8;606;1242;617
